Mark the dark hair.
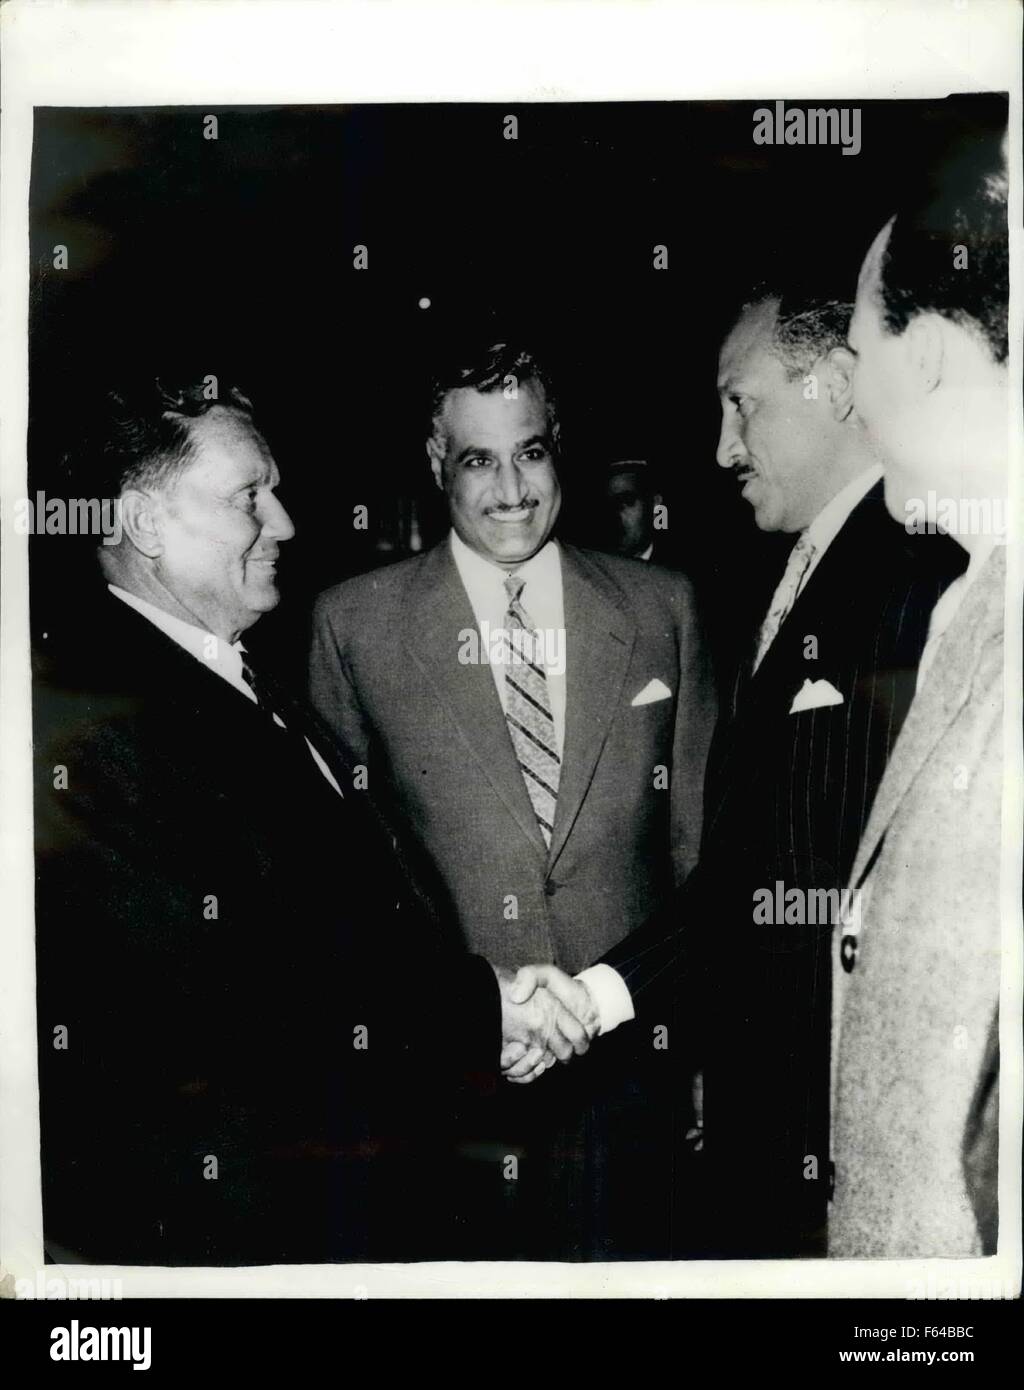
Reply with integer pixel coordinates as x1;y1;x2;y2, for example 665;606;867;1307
606;458;659;497
876;142;1008;364
427;342;559;452
738;289;853;380
63;376;255;501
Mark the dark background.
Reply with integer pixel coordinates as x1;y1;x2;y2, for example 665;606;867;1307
27;95;1007;679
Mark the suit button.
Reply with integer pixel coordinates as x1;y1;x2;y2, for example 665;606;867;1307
544;880;558;897
840;935;858;972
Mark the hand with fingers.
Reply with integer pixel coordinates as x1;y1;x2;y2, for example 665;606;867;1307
496;963;601;1084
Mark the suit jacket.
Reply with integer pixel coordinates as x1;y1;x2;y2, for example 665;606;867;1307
830;546;1004;1257
603;482;965;1254
33;590;499;1266
309;538;716;974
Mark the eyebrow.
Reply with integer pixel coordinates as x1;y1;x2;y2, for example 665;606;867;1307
229;465;277;491
454;434;550;462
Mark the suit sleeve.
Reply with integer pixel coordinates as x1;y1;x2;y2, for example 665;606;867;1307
668;576;717;886
34;708;501;1195
598;857;710;1011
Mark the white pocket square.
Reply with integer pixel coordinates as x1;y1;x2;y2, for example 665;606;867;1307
632;678;672;707
789;678;844;714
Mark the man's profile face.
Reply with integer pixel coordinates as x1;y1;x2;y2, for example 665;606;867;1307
154;406;295;640
605;468;653;557
849;221;928;522
716;302;833;533
430;381;561;568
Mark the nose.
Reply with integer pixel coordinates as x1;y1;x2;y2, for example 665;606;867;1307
493;458;527;507
261;491;296;542
716;411;747;471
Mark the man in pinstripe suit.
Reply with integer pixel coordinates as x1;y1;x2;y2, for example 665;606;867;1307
516;288;964;1256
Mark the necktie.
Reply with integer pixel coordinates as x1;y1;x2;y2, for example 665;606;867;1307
503;574;561;847
751;532;817;675
240;651;321;764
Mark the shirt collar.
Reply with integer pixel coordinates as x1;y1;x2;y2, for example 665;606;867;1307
803;464;883;556
107;584;246;681
449;527;560;594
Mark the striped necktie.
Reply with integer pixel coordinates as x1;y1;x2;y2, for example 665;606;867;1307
503;573;561;847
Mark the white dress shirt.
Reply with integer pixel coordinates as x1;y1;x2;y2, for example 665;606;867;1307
107;584;342;795
449;529;567;756
582;463;885;1036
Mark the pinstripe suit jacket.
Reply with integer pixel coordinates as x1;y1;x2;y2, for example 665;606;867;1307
830;546;1004;1257
603;482;964;1253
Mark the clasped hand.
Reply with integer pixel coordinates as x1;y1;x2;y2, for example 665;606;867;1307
495;963;600;1085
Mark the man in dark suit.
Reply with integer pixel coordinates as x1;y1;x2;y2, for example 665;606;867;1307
310;342;716;1256
518;291;964;1257
33;378;588;1267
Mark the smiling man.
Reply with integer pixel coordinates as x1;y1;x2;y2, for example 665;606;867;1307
31;376;582;1266
310;341;716;1258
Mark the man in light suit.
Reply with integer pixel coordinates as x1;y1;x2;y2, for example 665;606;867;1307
830;138;1009;1256
519;290;964;1256
33;378;586;1266
310;342;716;1256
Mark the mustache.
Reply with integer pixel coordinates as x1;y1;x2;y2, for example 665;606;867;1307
485;498;540;513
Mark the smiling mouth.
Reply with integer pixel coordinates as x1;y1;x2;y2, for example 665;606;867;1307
486;506;536;523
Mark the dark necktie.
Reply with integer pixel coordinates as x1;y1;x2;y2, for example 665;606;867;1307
239;649;332;777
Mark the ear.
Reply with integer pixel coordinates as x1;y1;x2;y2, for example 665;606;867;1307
120;489;164;558
902;313;944;393
825;346;857;423
425;436;445;491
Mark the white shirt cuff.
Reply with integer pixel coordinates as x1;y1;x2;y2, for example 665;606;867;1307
575;964;635;1035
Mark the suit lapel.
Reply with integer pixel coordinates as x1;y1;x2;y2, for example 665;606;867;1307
849;546;1005;888
399;542;548;857
548;546;636;866
704;485;893;829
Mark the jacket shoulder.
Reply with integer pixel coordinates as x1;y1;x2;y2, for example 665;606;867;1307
313;550;429;622
566;544;698;607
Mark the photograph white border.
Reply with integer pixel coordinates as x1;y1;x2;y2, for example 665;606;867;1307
2;0;1021;1300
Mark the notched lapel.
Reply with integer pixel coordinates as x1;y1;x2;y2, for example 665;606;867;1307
398;543;548;858
849;549;1005;888
548;548;636;865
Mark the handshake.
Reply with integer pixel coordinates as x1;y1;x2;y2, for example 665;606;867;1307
494;963;601;1085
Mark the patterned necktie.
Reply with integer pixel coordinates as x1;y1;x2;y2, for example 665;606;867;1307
751;532;817;675
240;651;316;760
503;573;561;847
